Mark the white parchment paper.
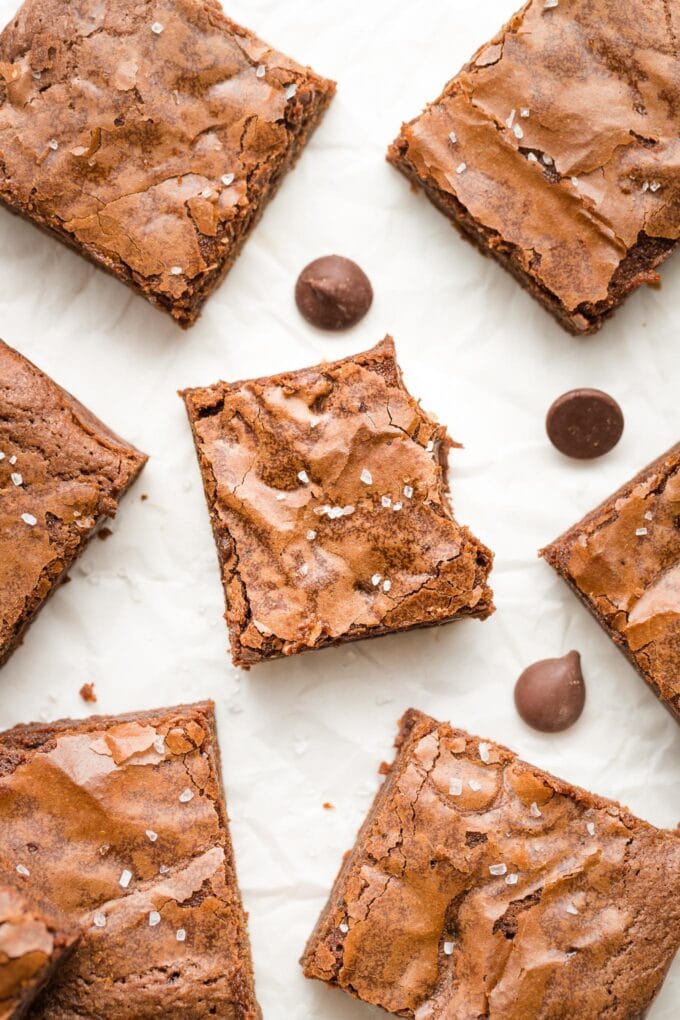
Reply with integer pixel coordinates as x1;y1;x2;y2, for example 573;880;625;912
0;0;678;1016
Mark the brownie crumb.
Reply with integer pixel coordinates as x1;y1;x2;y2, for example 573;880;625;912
79;683;97;704
96;527;113;542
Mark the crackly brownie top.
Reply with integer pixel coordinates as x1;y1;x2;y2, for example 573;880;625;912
0;880;75;1016
543;444;680;717
182;338;493;665
394;0;680;316
0;0;329;304
0;340;146;661
303;710;680;1019
0;702;259;1019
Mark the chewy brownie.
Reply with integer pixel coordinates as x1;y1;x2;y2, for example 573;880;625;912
0;879;77;1019
0;340;147;668
0;0;335;327
388;0;680;335
542;443;680;723
181;337;494;667
302;709;680;1018
0;701;260;1018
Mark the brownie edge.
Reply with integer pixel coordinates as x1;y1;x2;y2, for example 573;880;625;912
302;709;680;1018
541;443;680;723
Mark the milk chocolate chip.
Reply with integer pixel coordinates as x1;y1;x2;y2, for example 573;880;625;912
514;651;586;732
295;255;373;330
546;389;624;459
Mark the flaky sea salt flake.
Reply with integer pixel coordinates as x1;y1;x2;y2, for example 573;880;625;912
306;530;316;540
469;779;482;792
151;21;164;34
297;470;310;484
566;903;579;915
381;495;392;508
489;863;507;876
636;527;648;537
513;123;524;140
93;912;106;928
119;869;132;888
179;788;194;803
285;83;297;100
479;742;490;763
149;910;161;927
11;472;22;486
456;162;467;175
586;822;596;837
403;485;414;498
16;864;30;878
256;64;266;78
505;873;519;886
146;829;158;842
221;173;235;186
448;131;457;144
383;579;392;593
360;468;373;485
449;778;463;796
443;941;454;955
21;513;37;526
530;802;542;818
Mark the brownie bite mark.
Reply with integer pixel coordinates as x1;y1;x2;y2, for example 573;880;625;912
0;880;78;1019
388;0;680;335
0;340;147;668
542;443;680;723
181;337;494;668
302;709;680;1018
0;0;335;327
0;702;260;1019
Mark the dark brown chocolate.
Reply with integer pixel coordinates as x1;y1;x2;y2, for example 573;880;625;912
514;651;586;732
546;389;624;459
295;255;373;330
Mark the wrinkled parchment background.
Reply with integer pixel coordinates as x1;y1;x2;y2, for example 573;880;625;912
0;0;678;1015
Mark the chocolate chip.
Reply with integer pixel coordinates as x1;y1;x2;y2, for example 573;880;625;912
295;255;373;330
514;651;586;732
546;389;624;459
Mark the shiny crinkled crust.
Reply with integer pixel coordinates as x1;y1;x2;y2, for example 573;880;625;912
181;337;494;668
0;0;335;326
0;880;78;1018
301;709;680;1019
388;0;680;334
0;701;261;1019
541;443;680;723
0;340;147;669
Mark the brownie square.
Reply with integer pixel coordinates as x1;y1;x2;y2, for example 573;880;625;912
388;0;679;335
0;879;78;1019
0;701;260;1018
0;0;335;327
542;443;680;723
0;340;147;667
302;709;680;1018
181;337;494;668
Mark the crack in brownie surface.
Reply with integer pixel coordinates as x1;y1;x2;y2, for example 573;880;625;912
542;443;680;722
388;0;680;333
182;338;494;667
0;0;334;325
0;701;260;1019
0;879;77;1018
0;340;147;667
302;710;680;1018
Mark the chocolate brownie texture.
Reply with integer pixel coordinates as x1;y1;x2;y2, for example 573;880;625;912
0;701;260;1019
542;443;680;724
0;878;77;1019
302;709;680;1018
181;337;494;668
388;0;680;335
0;0;335;327
0;340;147;668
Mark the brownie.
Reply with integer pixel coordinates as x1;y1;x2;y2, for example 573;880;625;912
0;701;260;1018
0;340;147;668
0;0;335;327
181;337;494;668
542;443;680;723
388;0;680;335
0;879;77;1019
302;709;680;1018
